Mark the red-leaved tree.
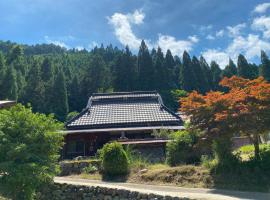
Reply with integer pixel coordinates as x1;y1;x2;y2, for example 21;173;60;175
181;76;270;160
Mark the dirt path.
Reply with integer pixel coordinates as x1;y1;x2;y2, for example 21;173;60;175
54;177;270;200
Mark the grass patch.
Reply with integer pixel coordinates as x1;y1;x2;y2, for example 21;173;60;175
130;165;213;188
69;172;102;180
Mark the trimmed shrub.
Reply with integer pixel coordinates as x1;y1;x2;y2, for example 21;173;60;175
166;130;199;166
100;142;129;176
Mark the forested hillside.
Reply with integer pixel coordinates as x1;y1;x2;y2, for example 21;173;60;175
0;40;270;121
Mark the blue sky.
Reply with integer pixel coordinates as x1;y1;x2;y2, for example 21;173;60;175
1;0;270;67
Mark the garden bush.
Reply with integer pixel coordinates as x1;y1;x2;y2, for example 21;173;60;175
100;142;129;176
166;130;199;166
0;104;63;200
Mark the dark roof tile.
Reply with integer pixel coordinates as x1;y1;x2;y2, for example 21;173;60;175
66;91;183;130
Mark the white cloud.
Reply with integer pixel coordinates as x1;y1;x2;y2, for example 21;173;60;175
252;15;270;38
227;34;270;59
206;34;215;40
216;29;224;37
128;10;145;24
227;23;246;37
88;41;98;49
44;36;69;49
108;10;198;55
188;35;199;43
253;3;270;13
199;25;213;32
108;10;143;50
75;46;84;51
157;34;197;56
202;49;230;68
202;34;270;68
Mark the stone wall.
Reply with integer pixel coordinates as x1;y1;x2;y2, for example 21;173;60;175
59;159;101;176
132;145;166;163
37;183;190;200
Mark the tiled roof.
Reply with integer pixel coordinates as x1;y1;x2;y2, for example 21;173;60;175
0;100;16;109
66;91;183;130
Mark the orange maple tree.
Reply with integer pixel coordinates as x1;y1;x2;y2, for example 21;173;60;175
180;76;270;159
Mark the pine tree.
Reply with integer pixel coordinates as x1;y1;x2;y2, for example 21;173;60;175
81;54;109;99
164;50;176;88
192;56;209;93
249;63;259;79
51;69;68;121
41;57;53;82
152;47;165;90
237;54;253;79
0;52;6;99
6;45;23;65
7;45;26;75
180;51;196;91
137;40;155;90
68;75;83;112
22;61;44;112
2;66;18;100
260;50;270;82
210;61;222;91
223;59;237;78
114;46;137;91
199;56;212;91
174;56;181;88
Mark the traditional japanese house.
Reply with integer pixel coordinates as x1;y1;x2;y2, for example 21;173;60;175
64;91;184;159
0;100;16;109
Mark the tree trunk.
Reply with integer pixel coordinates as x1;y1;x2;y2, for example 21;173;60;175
253;134;260;160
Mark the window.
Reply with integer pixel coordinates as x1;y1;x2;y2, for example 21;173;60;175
67;141;84;154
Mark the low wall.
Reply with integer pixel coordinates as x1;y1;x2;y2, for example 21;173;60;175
59;159;101;176
37;183;190;200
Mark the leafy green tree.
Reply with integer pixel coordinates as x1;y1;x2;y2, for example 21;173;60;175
51;70;69;121
137;40;155;90
223;59;237;78
166;130;198;166
260;50;270;82
0;104;63;200
2;66;18;100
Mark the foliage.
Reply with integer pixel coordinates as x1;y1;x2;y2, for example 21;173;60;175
66;111;79;122
166;130;199;166
82;165;98;174
125;145;149;172
0;104;63;200
0;40;269;120
100;142;129;176
151;129;173;139
181;76;270;161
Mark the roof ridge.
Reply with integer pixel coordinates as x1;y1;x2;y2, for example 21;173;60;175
92;91;158;96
